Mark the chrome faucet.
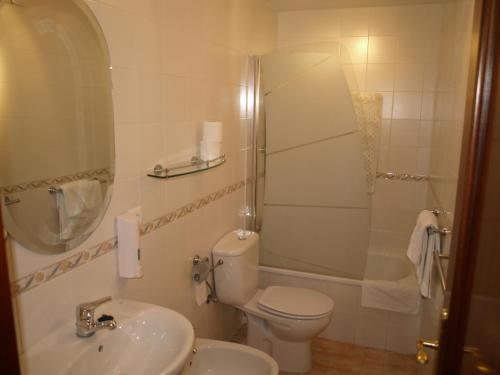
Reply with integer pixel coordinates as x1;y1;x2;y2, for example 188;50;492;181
76;296;117;338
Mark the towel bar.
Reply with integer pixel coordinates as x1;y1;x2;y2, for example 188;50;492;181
434;249;447;292
48;178;107;194
430;227;452;235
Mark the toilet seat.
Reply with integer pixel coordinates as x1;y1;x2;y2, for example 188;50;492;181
257;286;334;320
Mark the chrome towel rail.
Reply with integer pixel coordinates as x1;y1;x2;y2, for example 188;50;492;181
434;249;447;292
376;172;428;181
430;227;452;235
430;208;451;292
48;178;107;194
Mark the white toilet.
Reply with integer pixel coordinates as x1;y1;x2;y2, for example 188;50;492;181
213;230;334;373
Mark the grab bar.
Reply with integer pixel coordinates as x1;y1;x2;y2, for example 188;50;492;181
433;249;447;292
430;227;452;235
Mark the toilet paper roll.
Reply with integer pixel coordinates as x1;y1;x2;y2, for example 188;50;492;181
116;212;143;279
194;281;208;306
202;121;223;142
200;140;222;161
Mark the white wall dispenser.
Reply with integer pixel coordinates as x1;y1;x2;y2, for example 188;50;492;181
116;207;143;279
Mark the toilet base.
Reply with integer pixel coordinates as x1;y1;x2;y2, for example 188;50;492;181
246;314;312;373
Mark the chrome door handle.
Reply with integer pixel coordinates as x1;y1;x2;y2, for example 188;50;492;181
416;339;439;365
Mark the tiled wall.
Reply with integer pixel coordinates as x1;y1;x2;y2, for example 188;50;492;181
8;0;276;354
276;4;443;253
421;1;475;372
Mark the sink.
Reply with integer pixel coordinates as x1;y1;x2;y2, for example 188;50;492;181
21;300;195;375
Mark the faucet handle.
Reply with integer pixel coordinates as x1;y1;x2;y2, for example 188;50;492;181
77;296;112;316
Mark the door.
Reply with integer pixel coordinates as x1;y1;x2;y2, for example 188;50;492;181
418;1;500;374
0;203;21;373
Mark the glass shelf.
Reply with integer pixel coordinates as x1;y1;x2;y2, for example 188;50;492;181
147;154;226;179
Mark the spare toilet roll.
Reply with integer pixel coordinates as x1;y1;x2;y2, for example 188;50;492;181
116;212;143;279
200;140;222;161
202;121;223;141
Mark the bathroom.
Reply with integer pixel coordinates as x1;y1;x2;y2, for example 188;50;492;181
1;0;500;374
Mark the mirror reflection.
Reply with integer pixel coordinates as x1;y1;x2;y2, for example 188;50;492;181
0;0;115;254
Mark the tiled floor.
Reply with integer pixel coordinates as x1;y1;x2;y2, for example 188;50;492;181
279;338;419;375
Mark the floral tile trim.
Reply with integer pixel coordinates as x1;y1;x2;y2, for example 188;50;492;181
12;237;117;296
1;168;112;195
140;179;246;235
12;179;247;296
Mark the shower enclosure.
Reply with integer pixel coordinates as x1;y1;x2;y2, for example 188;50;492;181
247;46;388;281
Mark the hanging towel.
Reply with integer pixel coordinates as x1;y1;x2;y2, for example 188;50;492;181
56;179;103;241
407;210;437;264
406;210;440;298
352;93;383;193
419;229;440;298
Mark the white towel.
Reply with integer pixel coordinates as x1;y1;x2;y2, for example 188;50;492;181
361;276;421;314
406;210;440;298
56;180;103;241
419;230;440;298
407;210;437;264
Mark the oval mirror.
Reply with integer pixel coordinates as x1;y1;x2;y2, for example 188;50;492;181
0;0;115;254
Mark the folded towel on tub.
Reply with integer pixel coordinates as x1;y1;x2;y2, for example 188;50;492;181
361;275;421;314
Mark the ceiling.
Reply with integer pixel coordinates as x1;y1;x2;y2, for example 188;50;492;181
269;0;445;11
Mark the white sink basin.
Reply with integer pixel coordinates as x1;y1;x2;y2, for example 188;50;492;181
21;299;195;375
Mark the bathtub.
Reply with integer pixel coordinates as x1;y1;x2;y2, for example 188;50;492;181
361;251;421;315
259;251;422;354
364;252;415;281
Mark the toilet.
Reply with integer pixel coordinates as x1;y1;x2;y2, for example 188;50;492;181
213;230;334;373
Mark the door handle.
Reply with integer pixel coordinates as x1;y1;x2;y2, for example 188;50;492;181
416;308;449;365
416;339;439;365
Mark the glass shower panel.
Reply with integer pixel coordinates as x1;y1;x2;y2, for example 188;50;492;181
258;52;370;279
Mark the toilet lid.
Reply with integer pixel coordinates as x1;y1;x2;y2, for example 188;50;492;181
258;286;334;319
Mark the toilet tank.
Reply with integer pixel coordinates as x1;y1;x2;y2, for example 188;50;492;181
213;230;259;306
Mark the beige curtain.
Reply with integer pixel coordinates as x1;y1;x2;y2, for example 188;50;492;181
352;93;383;193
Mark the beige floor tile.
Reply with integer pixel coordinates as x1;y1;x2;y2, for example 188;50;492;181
279;338;418;375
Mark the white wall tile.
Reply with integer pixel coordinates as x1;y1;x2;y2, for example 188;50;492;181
12;0;278;353
368;36;398;63
393;92;422;120
365;64;395;91
394;63;424;91
341;37;369;64
339;8;370;37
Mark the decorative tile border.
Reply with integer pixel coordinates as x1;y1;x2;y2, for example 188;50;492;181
1;168;112;195
12;237;117;296
11;179;248;296
376;171;428;182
